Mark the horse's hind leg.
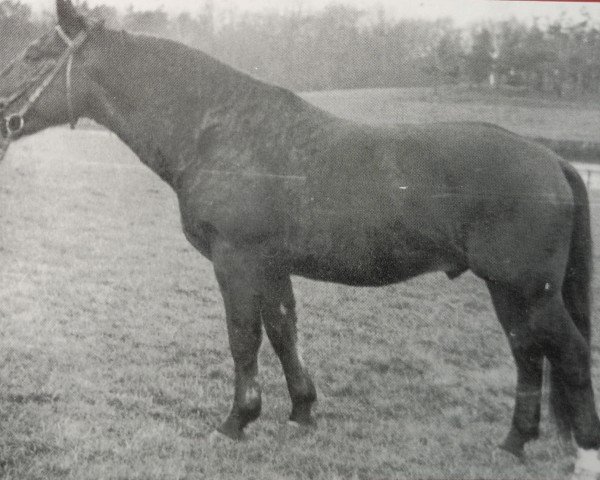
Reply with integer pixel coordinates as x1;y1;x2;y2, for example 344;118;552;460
261;272;317;426
528;292;600;461
212;241;263;440
487;281;544;457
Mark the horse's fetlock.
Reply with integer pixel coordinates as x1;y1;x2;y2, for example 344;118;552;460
515;422;540;442
241;402;261;424
240;380;261;404
243;385;261;407
237;397;262;428
292;377;317;405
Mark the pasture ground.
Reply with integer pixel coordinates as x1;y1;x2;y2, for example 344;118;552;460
1;90;600;479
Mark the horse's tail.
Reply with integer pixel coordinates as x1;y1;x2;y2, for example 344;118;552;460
549;161;593;439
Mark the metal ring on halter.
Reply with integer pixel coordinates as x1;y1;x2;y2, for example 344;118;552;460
5;115;24;136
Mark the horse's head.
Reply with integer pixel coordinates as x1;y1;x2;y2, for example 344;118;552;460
0;0;104;141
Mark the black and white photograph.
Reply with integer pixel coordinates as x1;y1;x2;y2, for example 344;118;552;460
1;0;600;478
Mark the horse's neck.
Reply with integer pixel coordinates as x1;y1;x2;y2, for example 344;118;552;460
86;31;298;187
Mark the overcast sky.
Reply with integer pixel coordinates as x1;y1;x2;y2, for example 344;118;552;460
23;0;600;25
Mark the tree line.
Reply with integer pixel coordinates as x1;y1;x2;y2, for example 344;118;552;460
1;0;599;97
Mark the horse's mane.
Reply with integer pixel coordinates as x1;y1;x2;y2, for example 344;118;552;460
103;28;309;115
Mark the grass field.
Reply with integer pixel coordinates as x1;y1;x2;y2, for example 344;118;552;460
1;91;600;480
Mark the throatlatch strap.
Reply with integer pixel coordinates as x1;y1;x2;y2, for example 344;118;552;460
56;25;77;129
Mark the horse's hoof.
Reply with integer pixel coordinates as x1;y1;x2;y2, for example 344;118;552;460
208;429;237;445
499;428;527;460
499;444;525;460
284;420;315;438
493;446;524;465
288;416;317;429
287;419;316;429
499;440;525;461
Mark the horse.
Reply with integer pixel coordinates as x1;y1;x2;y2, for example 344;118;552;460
1;1;599;477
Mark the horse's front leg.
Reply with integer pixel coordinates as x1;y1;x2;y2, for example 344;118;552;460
212;240;263;440
261;272;317;426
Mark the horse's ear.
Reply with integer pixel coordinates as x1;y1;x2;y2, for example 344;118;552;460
56;0;88;38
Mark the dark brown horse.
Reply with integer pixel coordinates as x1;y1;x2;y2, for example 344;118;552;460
1;2;599;476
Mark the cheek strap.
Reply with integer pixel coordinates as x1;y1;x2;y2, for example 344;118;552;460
66;54;76;129
56;25;78;129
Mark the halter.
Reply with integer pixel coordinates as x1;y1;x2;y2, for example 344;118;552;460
1;24;89;138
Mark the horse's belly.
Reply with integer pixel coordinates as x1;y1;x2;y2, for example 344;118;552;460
288;231;458;287
291;258;451;286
